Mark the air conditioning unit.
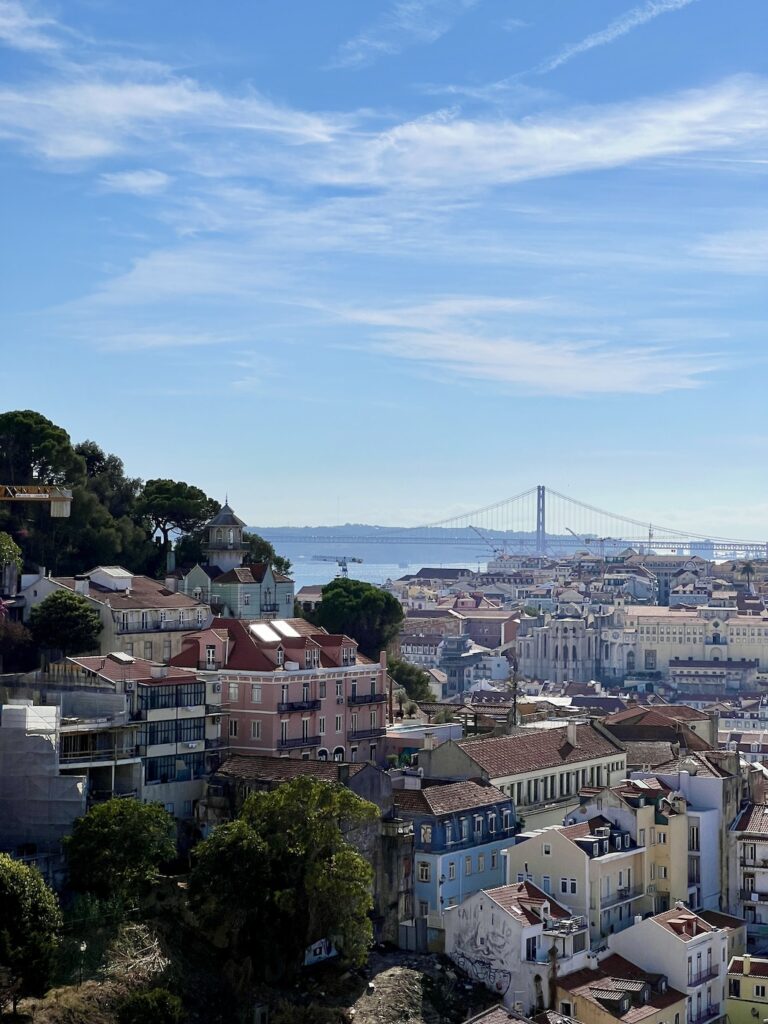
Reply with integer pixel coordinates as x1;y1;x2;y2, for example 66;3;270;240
213;682;222;693
125;682;134;692
186;742;198;749
337;697;345;705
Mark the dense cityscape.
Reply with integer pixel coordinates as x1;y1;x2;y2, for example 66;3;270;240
3;0;767;1022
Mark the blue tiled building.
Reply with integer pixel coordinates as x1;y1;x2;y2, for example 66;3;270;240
394;780;517;919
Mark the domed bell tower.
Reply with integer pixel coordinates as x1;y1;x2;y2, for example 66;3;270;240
203;502;248;573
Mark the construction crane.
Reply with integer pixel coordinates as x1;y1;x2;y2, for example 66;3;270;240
311;554;363;578
566;528;617;560
469;525;510;562
0;485;72;517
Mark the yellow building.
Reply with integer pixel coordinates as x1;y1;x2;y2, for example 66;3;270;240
726;955;768;1024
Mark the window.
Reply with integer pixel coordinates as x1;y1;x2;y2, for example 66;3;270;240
229;718;238;737
445;822;453;844
418;861;431;882
526;936;538;962
229;682;239;702
319;716;326;735
729;980;740;998
465;856;472;876
650;828;656;845
488;813;497;833
756;985;766;999
280;720;288;742
251;683;261;703
251;720;261;740
448;861;456;880
491;851;498;870
658;831;667;845
243;593;250;606
336;681;343;698
474;816;483;836
182;800;193;817
502;809;512;831
659;865;668;879
570;878;577;894
335;715;342;733
560;1003;572;1018
478;853;485;872
461;818;469;840
419;900;429;918
542;875;551;893
560;878;568;894
319;681;326;698
144;641;153;659
420;825;433;844
543;843;551;856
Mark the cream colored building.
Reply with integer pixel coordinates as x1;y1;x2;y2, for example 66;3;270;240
572;778;693;913
418;722;627;830
557;953;688;1024
505;816;647;945
726;955;768;1024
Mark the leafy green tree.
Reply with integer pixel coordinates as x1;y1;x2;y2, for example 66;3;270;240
118;987;183;1024
189;779;376;980
388;657;435;701
0;410;85;487
75;440;143;520
244;531;292;575
64;799;176;902
740;560;756;587
0;532;22;573
0;619;36;672
0;853;62;1013
29;589;102;656
314;578;403;658
136;480;220;556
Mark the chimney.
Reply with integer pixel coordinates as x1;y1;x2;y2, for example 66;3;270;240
164;574;178;593
423;730;436;752
567;720;579;747
743;955;751;975
150;664;168;679
73;574;90;597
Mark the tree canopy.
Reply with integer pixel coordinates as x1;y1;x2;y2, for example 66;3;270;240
314;577;403;658
0;853;62;1012
64;798;176;902
29;589;103;656
136;479;220;553
189;778;376;980
0;532;22;572
243;531;292;576
388;657;435;701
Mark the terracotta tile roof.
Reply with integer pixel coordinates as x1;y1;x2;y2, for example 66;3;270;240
67;654;196;684
733;803;768;835
212;563;271;584
216;754;366;785
457;724;624;777
729;957;768;978
699;910;746;932
532;1012;581;1024
623;741;678;767
558;954;685;1023
651;908;715;940
52;574;205;610
653;752;732;779
394;780;508;816
467;1007;534;1024
484;881;572;925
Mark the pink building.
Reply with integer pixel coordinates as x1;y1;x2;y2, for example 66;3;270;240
171;618;389;764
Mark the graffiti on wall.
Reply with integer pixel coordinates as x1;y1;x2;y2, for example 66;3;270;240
449;899;514;995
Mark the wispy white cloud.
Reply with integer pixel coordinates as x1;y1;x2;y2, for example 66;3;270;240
537;0;699;74
330;297;719;396
331;0;480;69
99;168;171;194
0;0;59;53
690;228;768;274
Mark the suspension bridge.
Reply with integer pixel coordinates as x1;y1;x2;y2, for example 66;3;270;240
259;486;767;560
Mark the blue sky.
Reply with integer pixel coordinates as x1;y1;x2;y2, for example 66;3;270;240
1;0;767;535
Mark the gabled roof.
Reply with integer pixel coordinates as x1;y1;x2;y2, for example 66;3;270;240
699;910;746;932
728;957;768;978
558;954;685;1023
394;780;508;817
483;881;572;925
651;907;716;940
653;751;734;779
50;574;205;610
732;803;768;835
456;724;624;778
213;564;270;584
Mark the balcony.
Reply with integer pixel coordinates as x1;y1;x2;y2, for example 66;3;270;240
277;735;320;750
689;965;719;986
740;890;768;902
277;699;321;713
349;693;387;705
347;727;386;742
260;603;279;614
596;885;645;910
60;746;140;764
205;737;224;750
688;1004;720;1024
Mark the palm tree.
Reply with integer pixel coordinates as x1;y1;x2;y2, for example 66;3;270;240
740;560;756;589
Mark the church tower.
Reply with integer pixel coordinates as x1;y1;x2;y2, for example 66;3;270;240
203;501;248;573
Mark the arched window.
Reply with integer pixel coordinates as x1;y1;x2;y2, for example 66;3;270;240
626;651;636;672
572;644;577;664
332;746;345;762
554;645;559;663
215;528;223;543
563;646;568;665
317;748;328;762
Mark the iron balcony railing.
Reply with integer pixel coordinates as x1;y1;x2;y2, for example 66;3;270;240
347;727;386;742
740;889;768;902
60;746;140;763
348;693;387;705
277;699;322;713
595;885;645;911
260;603;279;613
688;965;719;986
277;735;321;750
688;1004;720;1024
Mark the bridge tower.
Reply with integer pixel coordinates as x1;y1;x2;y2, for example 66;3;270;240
536;485;546;555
